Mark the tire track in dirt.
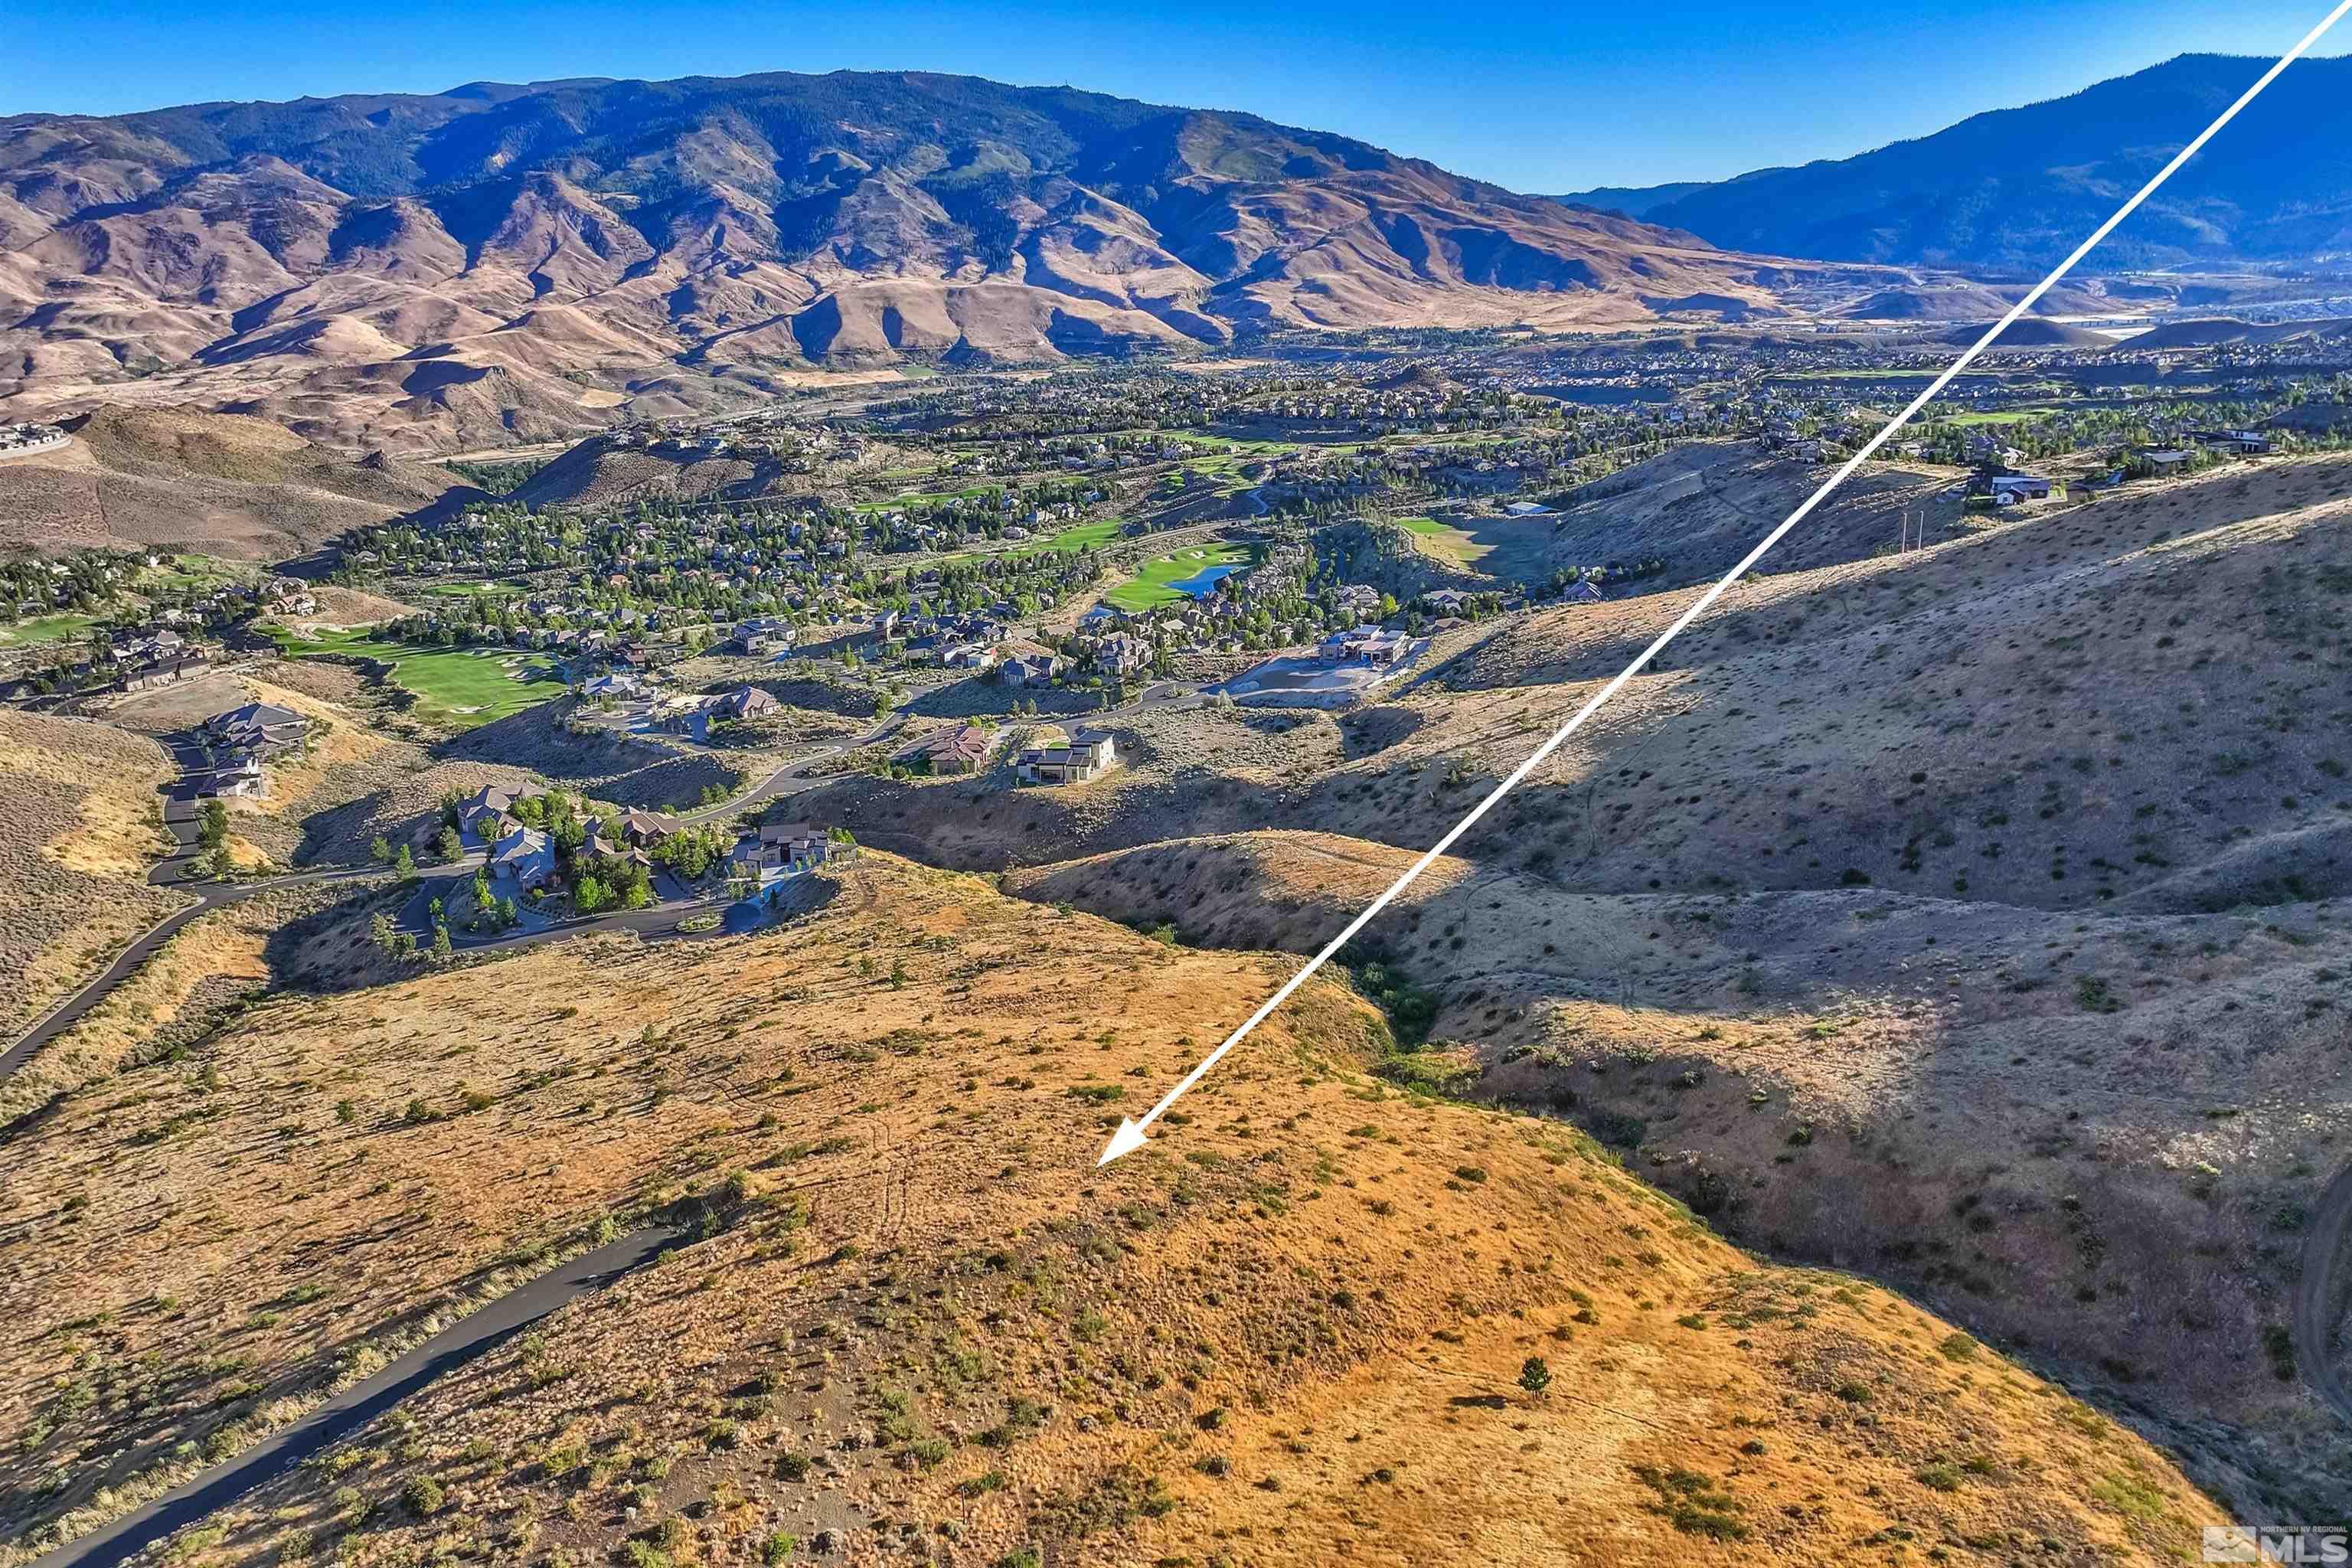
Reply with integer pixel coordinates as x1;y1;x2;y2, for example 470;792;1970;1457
2295;1159;2352;1426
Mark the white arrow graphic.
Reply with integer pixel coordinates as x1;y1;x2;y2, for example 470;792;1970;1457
1097;0;2351;1168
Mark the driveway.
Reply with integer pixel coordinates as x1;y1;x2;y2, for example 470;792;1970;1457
676;710;910;825
2;858;386;1083
7;715;903;1083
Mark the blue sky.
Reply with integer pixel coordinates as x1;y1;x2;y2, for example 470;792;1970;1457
7;0;2343;190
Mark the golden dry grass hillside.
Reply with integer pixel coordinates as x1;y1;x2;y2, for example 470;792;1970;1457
0;858;2220;1567
1003;828;2352;1516
0;877;397;1128
794;452;2352;1518
1541;440;1965;584
0;710;183;1040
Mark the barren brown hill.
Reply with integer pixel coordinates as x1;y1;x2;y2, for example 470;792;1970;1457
1940;318;2110;349
505;434;831;511
2126;315;2352;348
819;454;2352;910
1001;827;2352;1515
0;407;470;557
0;72;1847;449
0;856;2222;1568
1832;282;2118;320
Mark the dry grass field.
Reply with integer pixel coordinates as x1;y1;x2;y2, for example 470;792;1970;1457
798;452;2352;1518
1005;828;2352;1514
0;711;183;1041
1;858;2220;1568
1540;440;1969;586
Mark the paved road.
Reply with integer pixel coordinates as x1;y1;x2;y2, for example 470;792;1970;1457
396;718;906;953
2293;1159;2352;1426
28;1227;689;1568
1132;679;1204;710
0;861;386;1084
6;705;877;1083
15;707;916;1083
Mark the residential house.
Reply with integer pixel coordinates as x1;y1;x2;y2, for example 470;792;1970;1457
265;577;316;616
581;672;645;701
1988;475;2053;505
198;758;268;799
733;616;796;655
896;722;1002;776
1318;629;1409;666
616;808;682;848
586;820;655;871
1000;652;1062;688
943;642;1000;671
759;819;833;865
1097;632;1150;675
203;701;308;760
456;786;520;840
1016;727;1119;786
716;685;780;721
489;826;557;893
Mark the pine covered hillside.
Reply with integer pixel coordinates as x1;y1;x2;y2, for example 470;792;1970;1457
0;71;1818;451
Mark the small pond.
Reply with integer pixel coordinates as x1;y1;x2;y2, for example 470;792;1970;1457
1171;563;1243;597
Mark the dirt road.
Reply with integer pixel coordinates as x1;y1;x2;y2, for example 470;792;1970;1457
2294;1159;2352;1426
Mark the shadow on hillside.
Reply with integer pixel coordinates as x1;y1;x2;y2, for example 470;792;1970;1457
436;708;741;810
257;884;408;998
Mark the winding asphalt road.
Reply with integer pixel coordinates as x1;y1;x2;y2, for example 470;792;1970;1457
5;724;733;1568
677;710;906;822
2293;1159;2352;1427
0;865;384;1083
395;717;908;952
28;1227;689;1568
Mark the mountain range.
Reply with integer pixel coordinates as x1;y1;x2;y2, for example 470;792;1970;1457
1563;53;2352;271
0;71;1808;450
8;53;2349;455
